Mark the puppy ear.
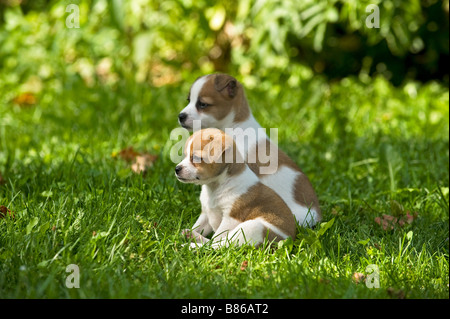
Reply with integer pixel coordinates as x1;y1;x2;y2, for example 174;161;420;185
214;74;238;98
202;131;235;164
215;133;236;164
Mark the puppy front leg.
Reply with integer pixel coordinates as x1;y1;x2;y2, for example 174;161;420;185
208;219;240;249
210;219;269;248
182;210;213;243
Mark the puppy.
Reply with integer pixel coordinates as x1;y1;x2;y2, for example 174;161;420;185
178;74;321;227
175;128;296;248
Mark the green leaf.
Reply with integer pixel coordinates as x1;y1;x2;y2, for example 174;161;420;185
277;237;294;255
406;231;413;241
107;0;124;31
39;222;50;235
40;190;53;198
313;22;326;52
317;217;335;237
26;217;39;235
358;238;370;246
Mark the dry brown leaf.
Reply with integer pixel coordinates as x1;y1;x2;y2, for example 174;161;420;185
118;146;140;163
115;146;158;174
387;287;406;299
405;211;418;224
375;211;418;231
0;205;15;219
352;272;366;284
131;154;158;174
12;92;37;107
240;260;248;271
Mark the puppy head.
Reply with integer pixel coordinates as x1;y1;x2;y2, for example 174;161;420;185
178;74;250;131
175;128;236;185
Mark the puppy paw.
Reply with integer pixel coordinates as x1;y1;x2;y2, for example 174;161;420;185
182;229;194;239
181;242;203;249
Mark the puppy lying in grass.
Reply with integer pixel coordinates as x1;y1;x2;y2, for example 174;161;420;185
175;128;296;249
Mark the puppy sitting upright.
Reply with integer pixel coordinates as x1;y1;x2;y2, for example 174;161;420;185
175;128;296;248
178;74;321;227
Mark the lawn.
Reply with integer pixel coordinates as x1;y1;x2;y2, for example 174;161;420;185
0;72;448;298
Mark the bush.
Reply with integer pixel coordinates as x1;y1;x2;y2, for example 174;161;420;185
0;0;448;88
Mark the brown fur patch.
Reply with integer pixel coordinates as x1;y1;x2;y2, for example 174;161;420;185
198;74;250;123
293;173;321;219
246;137;321;219
229;183;296;240
246;139;296;175
227;161;246;176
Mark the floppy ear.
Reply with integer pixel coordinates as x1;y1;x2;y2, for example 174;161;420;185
221;134;236;163
202;131;235;164
214;74;238;98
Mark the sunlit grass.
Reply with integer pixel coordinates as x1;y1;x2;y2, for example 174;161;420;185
0;72;448;298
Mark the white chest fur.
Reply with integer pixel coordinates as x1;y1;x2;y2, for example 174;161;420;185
199;168;259;231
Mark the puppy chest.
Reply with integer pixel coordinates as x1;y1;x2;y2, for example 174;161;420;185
200;189;229;231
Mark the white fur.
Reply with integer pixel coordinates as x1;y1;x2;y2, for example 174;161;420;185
179;76;209;129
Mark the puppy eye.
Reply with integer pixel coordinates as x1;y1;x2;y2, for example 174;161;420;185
196;101;210;110
192;155;202;163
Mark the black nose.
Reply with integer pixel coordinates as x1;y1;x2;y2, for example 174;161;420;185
178;112;187;123
175;165;182;174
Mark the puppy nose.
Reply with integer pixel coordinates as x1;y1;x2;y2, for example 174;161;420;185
175;165;182;174
178;112;187;123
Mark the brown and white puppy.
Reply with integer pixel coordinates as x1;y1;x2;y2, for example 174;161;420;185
178;74;321;227
175;128;296;248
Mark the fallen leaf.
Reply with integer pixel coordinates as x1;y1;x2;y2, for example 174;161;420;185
116;147;158;174
12;92;37;107
374;215;395;230
405;211;418;224
131;154;158;174
352;272;366;284
240;260;248;271
375;211;418;231
118;146;140;163
0;205;15;219
387;287;405;299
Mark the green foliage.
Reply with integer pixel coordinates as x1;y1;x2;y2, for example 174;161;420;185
0;0;448;88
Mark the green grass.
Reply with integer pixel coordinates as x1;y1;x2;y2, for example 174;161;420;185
0;73;448;299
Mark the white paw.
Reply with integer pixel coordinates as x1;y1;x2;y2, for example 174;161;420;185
181;242;204;249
